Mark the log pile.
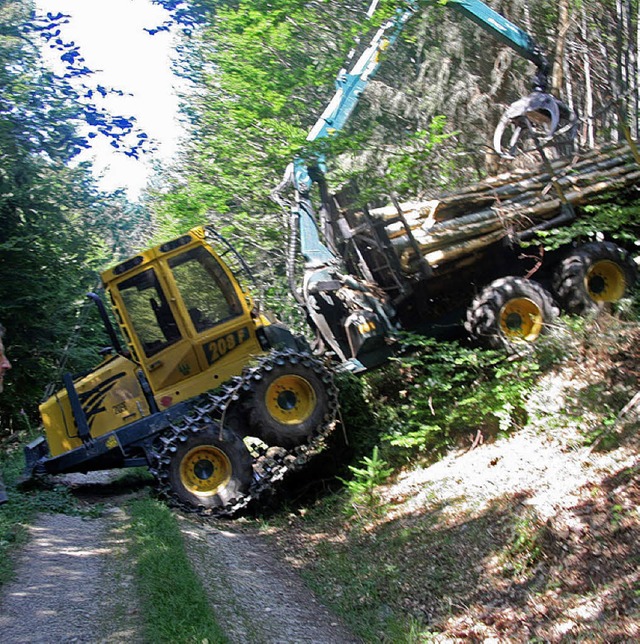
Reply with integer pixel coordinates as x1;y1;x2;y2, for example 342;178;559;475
365;142;639;273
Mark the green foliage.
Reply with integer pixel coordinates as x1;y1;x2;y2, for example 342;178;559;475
337;333;555;469
325;114;464;209
383;117;459;195
339;446;394;518
378;335;539;455
150;0;351;233
335;371;387;459
0;3;155;436
527;197;640;251
613;283;640;322
126;499;228;643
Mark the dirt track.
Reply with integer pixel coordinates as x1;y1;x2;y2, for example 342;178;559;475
180;519;360;643
0;480;358;644
0;510;140;643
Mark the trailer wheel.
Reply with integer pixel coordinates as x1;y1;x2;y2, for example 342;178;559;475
465;277;558;350
164;425;253;512
553;242;637;314
246;352;337;449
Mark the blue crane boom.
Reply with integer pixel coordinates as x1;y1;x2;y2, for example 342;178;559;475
304;0;550;150
277;0;574;370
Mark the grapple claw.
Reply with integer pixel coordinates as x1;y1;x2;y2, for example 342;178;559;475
494;91;577;159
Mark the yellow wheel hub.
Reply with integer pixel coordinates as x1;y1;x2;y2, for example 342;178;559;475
499;297;543;342
180;445;231;496
585;260;626;302
265;375;317;425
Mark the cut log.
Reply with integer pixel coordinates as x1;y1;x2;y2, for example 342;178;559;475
400;229;507;271
360;142;639;276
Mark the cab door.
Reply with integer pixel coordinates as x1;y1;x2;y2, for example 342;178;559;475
115;265;202;394
165;245;263;385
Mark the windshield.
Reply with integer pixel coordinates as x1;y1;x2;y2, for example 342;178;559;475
168;246;243;333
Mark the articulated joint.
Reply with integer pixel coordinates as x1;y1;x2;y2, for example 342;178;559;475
531;50;550;93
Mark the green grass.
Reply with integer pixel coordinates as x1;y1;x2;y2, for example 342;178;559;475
126;499;228;644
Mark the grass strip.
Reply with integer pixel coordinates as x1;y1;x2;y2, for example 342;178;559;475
127;498;228;644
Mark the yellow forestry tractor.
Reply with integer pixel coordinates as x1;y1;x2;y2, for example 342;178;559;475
23;0;639;515
24;226;338;515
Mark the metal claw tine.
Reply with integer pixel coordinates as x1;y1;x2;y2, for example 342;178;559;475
493;91;576;157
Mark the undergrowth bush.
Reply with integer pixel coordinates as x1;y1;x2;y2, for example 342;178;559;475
530;199;640;251
349;335;542;461
338;297;640;468
338;446;393;520
334;371;384;461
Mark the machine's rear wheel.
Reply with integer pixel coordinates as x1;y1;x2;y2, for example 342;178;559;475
553;242;637;314
246;352;337;448
161;425;253;512
465;276;558;350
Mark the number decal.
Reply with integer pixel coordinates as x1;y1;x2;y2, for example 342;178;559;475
203;327;250;365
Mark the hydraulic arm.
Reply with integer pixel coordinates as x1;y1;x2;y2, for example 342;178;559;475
303;0;567;154
275;0;575;369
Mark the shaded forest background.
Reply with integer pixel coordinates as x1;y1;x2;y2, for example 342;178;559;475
1;0;639;435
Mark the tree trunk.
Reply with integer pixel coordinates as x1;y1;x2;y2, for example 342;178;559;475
552;0;571;93
581;7;595;148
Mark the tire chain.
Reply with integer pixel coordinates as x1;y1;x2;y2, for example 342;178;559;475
149;349;339;518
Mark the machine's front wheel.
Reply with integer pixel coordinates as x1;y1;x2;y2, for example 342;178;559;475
465;276;558;351
553;242;637;314
246;352;337;449
158;425;253;513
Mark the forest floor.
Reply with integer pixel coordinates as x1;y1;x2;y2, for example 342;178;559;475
260;324;640;641
267;377;639;640
0;326;638;642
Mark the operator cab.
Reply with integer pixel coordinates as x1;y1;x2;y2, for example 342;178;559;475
103;227;264;407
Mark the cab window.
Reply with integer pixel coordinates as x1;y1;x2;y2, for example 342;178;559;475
118;269;181;357
169;246;243;333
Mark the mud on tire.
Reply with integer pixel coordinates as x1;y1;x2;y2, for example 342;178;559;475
465;276;559;351
552;241;637;315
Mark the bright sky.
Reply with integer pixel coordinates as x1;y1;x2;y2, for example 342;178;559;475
36;0;184;198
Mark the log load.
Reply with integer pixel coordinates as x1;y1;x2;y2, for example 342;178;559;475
364;142;639;274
